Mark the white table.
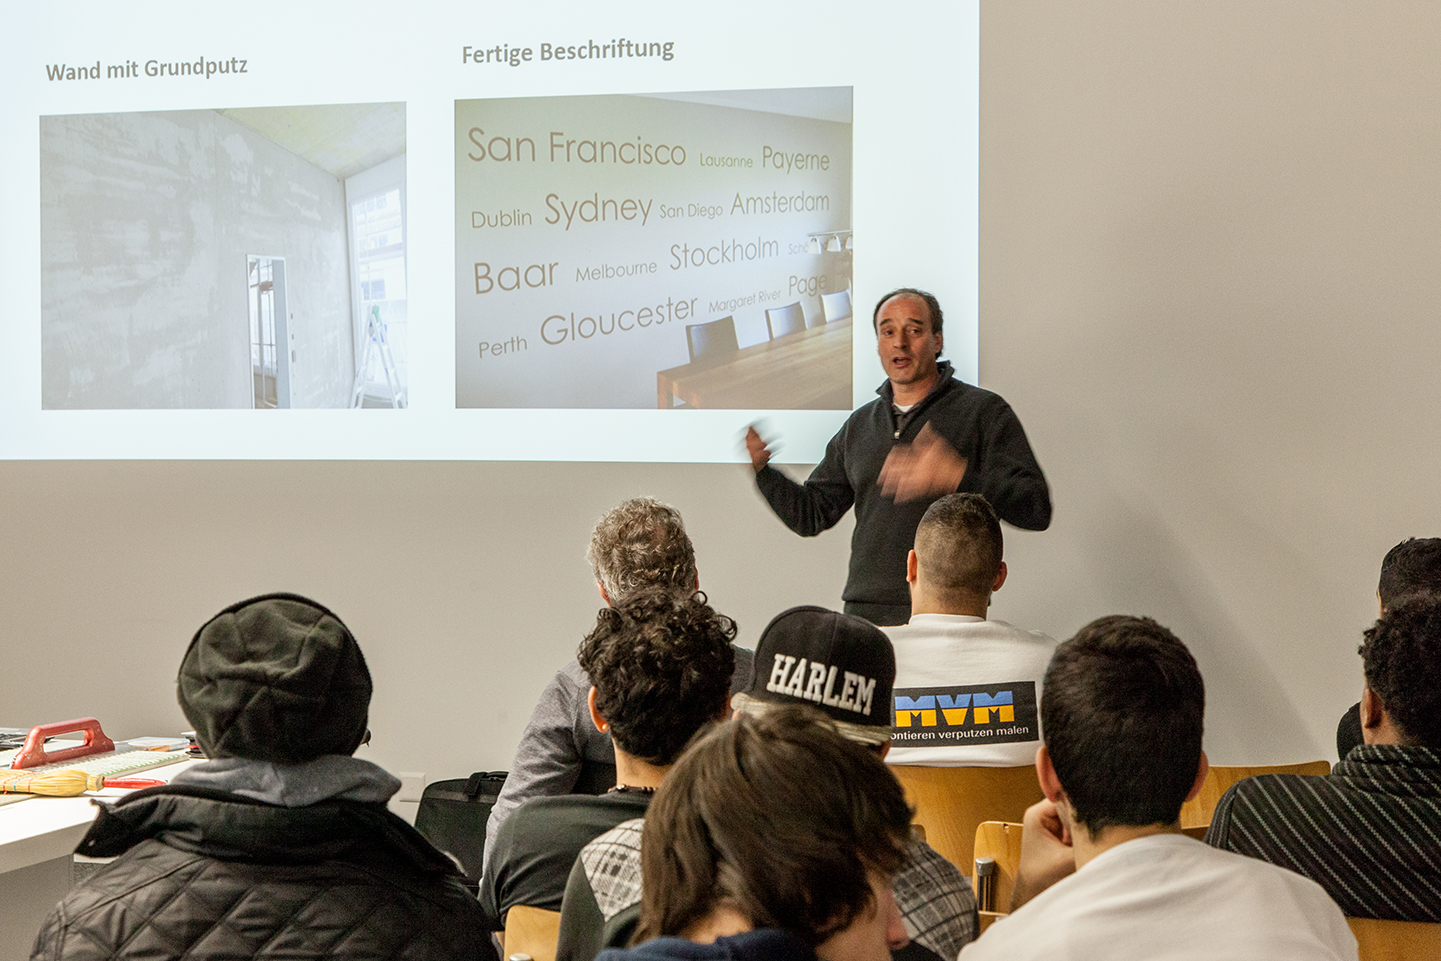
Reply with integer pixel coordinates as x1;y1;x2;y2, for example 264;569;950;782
0;757;196;961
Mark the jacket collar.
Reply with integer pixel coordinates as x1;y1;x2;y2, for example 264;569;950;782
76;784;461;876
876;360;957;407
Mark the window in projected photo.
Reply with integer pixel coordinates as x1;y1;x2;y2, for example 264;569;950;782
348;164;408;409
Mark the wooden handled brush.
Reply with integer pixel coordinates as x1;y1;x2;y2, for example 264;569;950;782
0;770;163;796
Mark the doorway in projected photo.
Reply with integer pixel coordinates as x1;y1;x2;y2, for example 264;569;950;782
247;255;290;409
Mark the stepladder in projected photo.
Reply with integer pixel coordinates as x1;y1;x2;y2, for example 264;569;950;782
351;304;407;409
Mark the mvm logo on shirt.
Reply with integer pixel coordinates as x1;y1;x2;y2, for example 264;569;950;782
765;654;879;716
890;682;1039;746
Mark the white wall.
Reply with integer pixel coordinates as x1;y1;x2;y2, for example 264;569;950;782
4;1;1439;792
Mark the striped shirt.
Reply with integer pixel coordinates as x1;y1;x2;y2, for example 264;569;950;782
1206;744;1441;921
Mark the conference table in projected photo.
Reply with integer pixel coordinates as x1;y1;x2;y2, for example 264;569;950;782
456;88;854;410
657;318;852;410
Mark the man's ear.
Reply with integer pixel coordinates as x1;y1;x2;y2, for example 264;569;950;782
717;693;732;720
597;582;611;607
1184;750;1210;802
588;686;608;734
906;550;919;585
992;561;1008;594
1036;745;1065;803
1360;687;1384;731
878;741;891;761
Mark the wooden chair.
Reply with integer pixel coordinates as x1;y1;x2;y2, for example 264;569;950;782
972;820;1024;913
1347;916;1441;961
1180;760;1330;830
503;905;562;961
889;765;1043;873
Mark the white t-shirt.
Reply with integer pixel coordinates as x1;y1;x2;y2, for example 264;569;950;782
883;614;1056;767
959;834;1358;961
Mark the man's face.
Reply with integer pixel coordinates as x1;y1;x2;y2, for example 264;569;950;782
814;869;909;961
875;294;942;389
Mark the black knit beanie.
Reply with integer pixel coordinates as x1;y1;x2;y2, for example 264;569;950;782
177;593;372;763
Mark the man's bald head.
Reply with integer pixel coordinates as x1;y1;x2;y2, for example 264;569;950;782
913;493;1004;609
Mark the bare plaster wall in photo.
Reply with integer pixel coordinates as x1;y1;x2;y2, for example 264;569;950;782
41;109;354;408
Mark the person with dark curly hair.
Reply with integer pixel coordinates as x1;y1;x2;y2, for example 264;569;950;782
479;589;736;933
1335;536;1441;757
485;497;754;868
1209;595;1441;921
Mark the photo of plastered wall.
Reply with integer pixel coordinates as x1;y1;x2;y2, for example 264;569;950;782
41;102;408;410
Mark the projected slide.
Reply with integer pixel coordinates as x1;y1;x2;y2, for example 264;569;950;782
455;90;853;411
0;1;979;461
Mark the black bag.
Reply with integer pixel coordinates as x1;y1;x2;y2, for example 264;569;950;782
414;771;507;888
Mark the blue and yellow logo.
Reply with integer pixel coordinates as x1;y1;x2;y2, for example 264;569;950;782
890;682;1038;746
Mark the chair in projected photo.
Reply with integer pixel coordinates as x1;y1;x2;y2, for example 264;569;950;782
685;316;739;364
765;302;807;339
821;290;853;325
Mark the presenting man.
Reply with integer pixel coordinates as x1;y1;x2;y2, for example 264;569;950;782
746;288;1050;626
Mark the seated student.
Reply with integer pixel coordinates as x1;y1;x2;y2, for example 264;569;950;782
594;704;913;961
1210;595;1441;922
883;493;1057;766
480;589;735;930
30;593;489;961
558;606;977;961
1336;537;1441;758
486;497;754;868
962;615;1356;961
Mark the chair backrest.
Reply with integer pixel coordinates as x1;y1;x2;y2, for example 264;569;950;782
972;820;1024;913
685;316;739;364
505;905;562;961
765;302;807;339
1180;760;1330;829
412;771;507;888
1347;916;1441;961
889;765;1044;873
820;290;852;325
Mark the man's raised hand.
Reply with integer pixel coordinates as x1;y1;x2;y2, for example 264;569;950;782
744;425;773;473
877;423;968;502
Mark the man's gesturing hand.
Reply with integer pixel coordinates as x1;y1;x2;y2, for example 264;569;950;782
877;423;968;502
744;426;773;473
1008;798;1077;912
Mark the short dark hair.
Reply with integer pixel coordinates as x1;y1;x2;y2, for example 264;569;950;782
586;497;698;604
636;705;911;946
914;494;1003;601
1041;615;1204;836
871;287;944;341
1377;538;1441;610
577;589;736;766
1359;596;1441;748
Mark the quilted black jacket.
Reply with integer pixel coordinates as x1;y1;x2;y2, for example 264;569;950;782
30;785;495;961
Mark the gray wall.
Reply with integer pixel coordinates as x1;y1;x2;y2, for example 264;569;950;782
4;2;1440;800
41;109;355;409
